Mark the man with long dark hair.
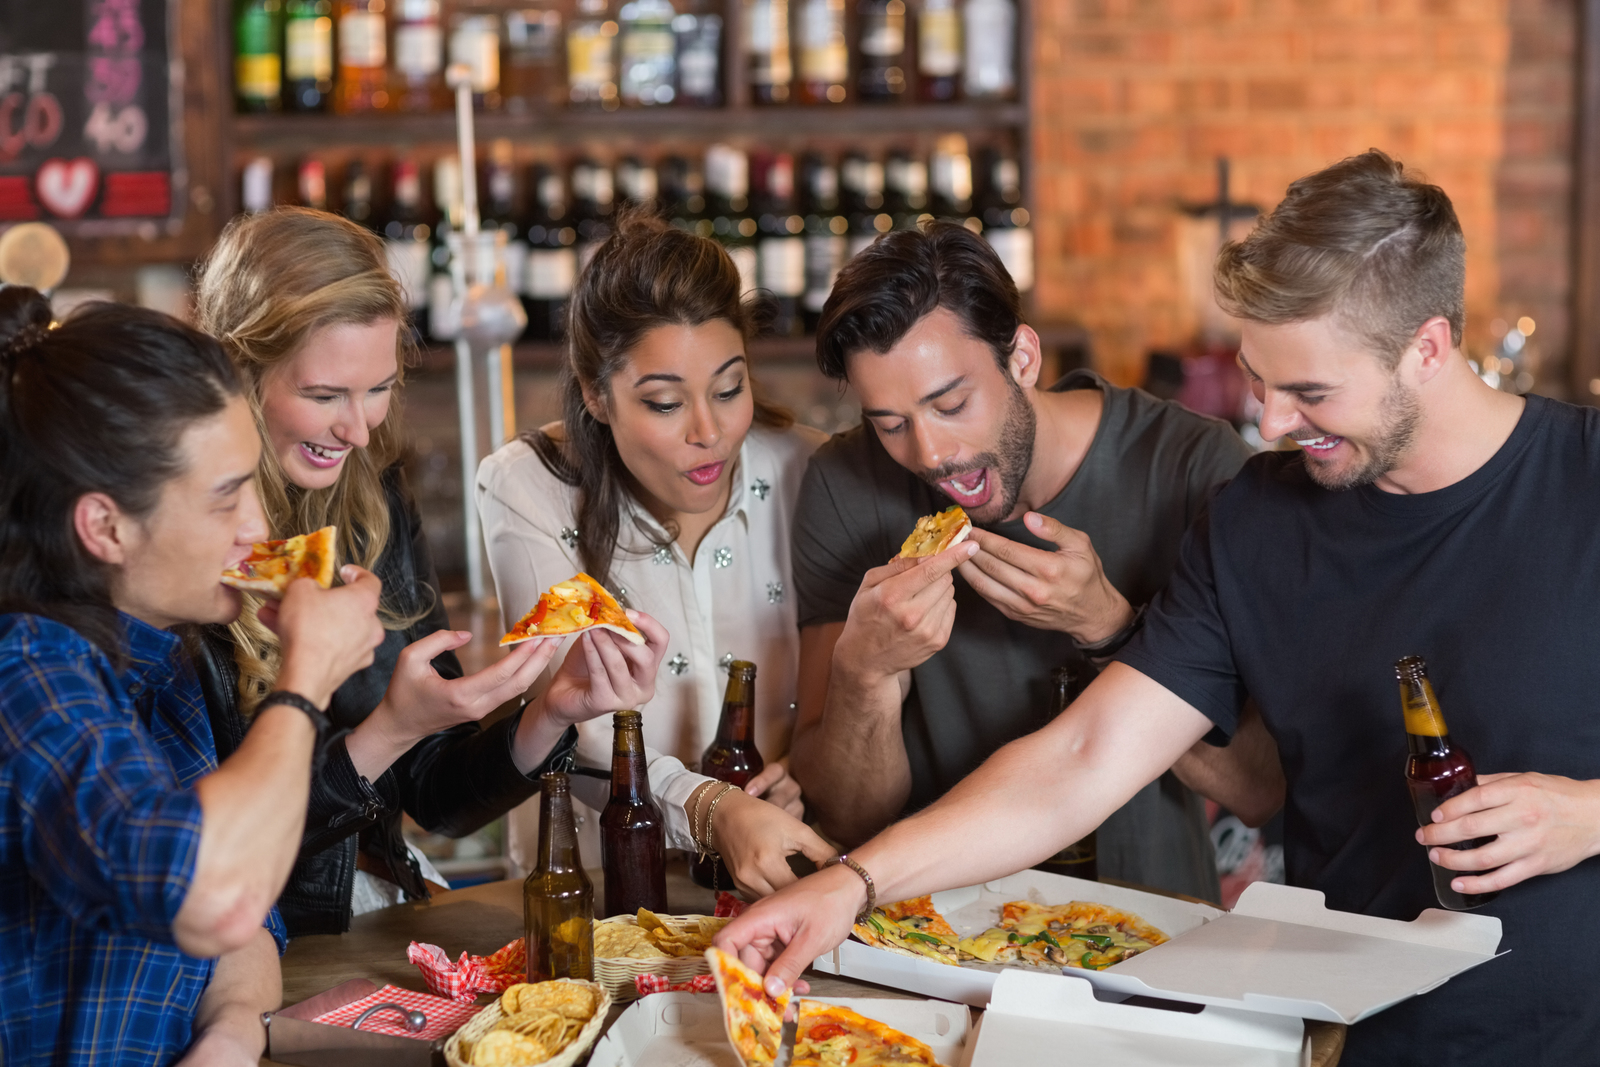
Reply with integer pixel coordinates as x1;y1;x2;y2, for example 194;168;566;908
787;223;1277;901
0;288;384;1065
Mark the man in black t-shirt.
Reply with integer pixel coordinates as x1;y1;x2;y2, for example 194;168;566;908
786;224;1280;903
721;153;1600;1066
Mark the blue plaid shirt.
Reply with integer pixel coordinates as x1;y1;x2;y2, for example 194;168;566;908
0;612;287;1066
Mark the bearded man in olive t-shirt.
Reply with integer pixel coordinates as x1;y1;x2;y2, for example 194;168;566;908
787;223;1278;902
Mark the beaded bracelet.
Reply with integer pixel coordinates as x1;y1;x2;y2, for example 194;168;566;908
822;853;877;924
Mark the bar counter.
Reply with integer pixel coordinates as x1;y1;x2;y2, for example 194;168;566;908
266;863;1346;1065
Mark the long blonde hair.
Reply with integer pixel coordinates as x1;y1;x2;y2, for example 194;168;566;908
194;207;416;714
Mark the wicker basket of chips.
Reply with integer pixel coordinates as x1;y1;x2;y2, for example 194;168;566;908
444;978;610;1067
593;909;731;1002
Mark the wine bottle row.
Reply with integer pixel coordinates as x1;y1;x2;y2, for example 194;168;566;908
233;0;1017;114
241;135;1031;344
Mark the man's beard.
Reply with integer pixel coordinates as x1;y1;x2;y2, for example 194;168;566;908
918;381;1037;522
1300;375;1421;490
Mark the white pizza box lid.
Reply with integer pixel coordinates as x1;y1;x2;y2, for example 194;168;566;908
811;870;1506;1024
969;968;1310;1067
586;991;975;1067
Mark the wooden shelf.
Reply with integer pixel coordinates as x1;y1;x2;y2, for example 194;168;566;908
230;102;1028;153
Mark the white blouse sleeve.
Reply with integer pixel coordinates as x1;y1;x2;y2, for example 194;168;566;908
476;445;577;633
565;744;715;854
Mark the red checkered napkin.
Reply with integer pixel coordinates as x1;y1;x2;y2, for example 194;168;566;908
408;938;528;1002
635;973;718;997
311;983;482;1041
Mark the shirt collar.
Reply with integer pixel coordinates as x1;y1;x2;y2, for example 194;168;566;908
117;612;183;691
623;435;763;543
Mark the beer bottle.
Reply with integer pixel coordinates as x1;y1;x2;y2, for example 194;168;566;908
1033;665;1098;880
600;710;668;917
524;772;595;981
1394;656;1499;910
691;660;763;888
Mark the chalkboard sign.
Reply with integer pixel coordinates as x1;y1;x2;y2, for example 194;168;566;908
0;0;184;233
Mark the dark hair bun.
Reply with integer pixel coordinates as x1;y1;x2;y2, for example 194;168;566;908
0;285;52;358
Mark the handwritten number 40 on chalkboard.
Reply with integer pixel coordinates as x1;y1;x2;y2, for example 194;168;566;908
84;103;146;155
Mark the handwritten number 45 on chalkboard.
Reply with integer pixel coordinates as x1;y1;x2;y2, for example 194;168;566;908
84;103;146;155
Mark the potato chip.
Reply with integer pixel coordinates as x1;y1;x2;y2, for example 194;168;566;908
498;983;534;1016
595;921;667;959
516;981;598;1021
635;908;668;933
470;1028;545;1067
496;1007;566;1049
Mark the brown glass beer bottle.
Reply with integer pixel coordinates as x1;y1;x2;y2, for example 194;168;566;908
600;709;668;917
1395;656;1498;910
524;772;596;980
691;660;763;888
1033;665;1098;880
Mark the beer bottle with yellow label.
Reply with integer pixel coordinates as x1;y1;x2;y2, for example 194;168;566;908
524;772;595;980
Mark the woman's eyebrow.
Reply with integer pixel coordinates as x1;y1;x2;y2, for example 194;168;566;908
632;355;746;388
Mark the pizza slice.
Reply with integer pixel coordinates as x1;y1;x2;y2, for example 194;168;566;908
794;1001;943;1067
499;572;645;647
959;900;1169;971
707;946;792;1067
850;895;961;967
220;526;337;596
897;506;972;559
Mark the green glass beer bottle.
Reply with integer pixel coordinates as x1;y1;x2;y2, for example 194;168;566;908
524;772;595;980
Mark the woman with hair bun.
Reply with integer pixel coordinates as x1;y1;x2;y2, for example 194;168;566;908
192;208;670;935
478;211;835;895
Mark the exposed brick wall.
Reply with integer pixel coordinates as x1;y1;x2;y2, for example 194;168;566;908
1029;0;1517;386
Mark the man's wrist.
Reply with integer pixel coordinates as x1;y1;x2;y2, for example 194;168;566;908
832;641;896;689
1071;596;1138;648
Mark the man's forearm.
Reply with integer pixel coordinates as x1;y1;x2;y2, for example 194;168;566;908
180;926;280;1065
791;659;914;848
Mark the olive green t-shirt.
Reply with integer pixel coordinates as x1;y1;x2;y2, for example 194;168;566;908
793;370;1254;902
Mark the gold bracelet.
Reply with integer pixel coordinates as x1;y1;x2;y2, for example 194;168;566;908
687;781;719;857
703;782;739;857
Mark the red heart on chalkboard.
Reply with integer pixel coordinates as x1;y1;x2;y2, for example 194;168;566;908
36;158;100;219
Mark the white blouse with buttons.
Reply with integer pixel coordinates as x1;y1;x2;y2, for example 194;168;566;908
476;422;825;864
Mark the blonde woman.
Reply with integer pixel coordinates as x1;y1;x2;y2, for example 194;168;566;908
191;208;670;935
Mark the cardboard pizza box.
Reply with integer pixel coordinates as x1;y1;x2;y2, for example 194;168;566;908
586;992;975;1067
968;969;1310;1067
811;870;1505;1024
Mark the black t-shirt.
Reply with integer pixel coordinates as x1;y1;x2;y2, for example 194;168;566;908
1118;394;1600;1065
795;371;1253;901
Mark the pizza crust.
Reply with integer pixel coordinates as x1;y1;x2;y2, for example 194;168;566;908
499;621;646;647
499;573;647;647
707;946;791;1067
794;1001;943;1067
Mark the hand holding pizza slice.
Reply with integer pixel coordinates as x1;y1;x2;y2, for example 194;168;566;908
500;573;646;647
707;946;793;1067
220;526;337;597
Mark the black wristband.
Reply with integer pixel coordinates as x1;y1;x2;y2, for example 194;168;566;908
1076;603;1148;660
258;690;336;745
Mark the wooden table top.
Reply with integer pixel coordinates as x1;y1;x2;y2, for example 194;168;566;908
268;865;1344;1066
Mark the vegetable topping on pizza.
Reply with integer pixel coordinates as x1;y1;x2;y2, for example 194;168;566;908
500;573;645;647
957;900;1169;971
897;506;972;559
707;946;792;1067
851;896;961;967
220;526;337;596
794;1001;944;1067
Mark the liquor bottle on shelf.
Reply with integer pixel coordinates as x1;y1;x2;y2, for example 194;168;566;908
961;0;1014;100
743;0;792;104
928;133;972;224
1033;666;1098;881
705;144;757;296
691;661;763;889
754;152;805;338
600;710;668;917
799;151;846;333
382;159;433;337
659;154;707;233
568;0;621;109
841;150;889;258
1395;656;1500;911
342;159;375;227
242;156;275;214
616;156;659;211
234;0;284;113
429;156;464;340
504;4;565;114
570;157;615;272
335;0;390;111
856;0;907;103
524;772;595;981
916;0;961;101
450;5;503;110
672;0;722;106
618;0;678;106
392;0;444;111
522;163;578;343
483;139;523;293
795;0;847;104
298;158;328;210
284;0;334;111
975;144;1031;291
884;149;929;231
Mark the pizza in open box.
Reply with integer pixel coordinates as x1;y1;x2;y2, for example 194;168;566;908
896;506;971;559
957;900;1169;971
707;946;792;1067
500;573;645;646
794;1000;944;1067
850;896;960;967
220;526;336;596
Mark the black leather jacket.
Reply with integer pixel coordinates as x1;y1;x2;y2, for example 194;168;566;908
192;466;577;936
